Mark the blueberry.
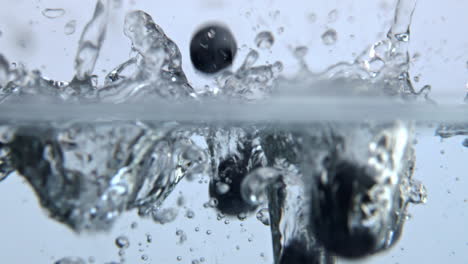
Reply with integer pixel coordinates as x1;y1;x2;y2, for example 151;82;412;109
279;240;335;264
209;156;258;215
310;160;386;258
190;24;237;74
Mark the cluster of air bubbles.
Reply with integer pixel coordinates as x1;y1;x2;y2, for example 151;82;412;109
176;229;187;244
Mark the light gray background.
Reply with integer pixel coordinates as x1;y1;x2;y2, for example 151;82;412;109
0;0;467;263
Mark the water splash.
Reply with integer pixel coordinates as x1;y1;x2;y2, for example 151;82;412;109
74;0;109;82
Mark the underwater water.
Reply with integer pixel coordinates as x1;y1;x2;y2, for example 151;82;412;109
0;0;466;263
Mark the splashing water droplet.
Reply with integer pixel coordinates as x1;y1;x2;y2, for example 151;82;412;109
256;208;270;226
42;8;66;19
321;29;338;45
255;31;274;50
327;9;339;23
74;0;109;81
115;236;130;249
64;20;77;35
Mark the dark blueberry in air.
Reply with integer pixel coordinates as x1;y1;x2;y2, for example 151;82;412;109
209;156;258;216
190;24;237;74
310;160;383;258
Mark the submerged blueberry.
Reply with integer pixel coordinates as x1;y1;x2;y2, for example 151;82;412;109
209;156;258;215
309;160;404;258
190;24;237;74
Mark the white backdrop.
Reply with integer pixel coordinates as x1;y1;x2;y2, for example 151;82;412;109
0;0;467;263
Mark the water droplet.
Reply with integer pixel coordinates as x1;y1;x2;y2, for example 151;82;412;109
42;8;66;19
327;9;339;23
206;229;212;235
255;31;274;50
256;208;270;226
195;227;200;232
224;219;230;225
64;20;76;35
177;256;183;261
115;236;130;249
308;13;317;23
141;255;148;261
321;29;338;45
192;260;200;264
130;222;137;229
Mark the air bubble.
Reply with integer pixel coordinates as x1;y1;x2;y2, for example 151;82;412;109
256;208;270;226
115;236;130;249
255;31;274;50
